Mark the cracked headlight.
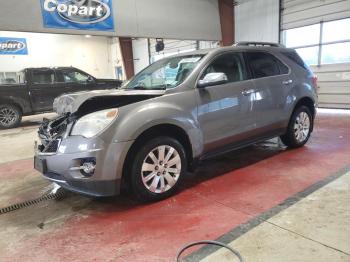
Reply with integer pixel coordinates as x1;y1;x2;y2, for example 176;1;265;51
71;108;119;138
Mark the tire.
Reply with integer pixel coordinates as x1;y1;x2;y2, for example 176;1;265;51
129;136;187;202
280;105;313;148
0;104;22;129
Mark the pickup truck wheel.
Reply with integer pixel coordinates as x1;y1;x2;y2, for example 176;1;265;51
0;104;22;129
280;105;313;148
130;136;187;202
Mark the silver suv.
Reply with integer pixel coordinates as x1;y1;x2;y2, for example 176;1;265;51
34;42;318;201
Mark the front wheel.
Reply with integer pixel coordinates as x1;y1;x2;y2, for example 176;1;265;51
0;104;22;129
280;105;313;148
129;136;187;202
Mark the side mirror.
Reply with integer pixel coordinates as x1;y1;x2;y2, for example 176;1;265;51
87;76;94;83
198;72;228;88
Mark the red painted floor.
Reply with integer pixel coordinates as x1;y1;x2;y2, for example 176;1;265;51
1;111;350;262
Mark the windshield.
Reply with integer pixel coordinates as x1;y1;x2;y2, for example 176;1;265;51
124;55;204;90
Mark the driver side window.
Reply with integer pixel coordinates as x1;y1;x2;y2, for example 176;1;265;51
201;53;246;83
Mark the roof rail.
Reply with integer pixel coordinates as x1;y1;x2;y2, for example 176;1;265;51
234;41;285;48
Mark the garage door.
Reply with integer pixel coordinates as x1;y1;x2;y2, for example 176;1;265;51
311;63;350;109
282;0;350;30
149;39;218;62
281;0;350;109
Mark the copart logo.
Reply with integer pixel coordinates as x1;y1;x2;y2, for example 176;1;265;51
0;41;25;52
0;37;28;55
41;0;114;31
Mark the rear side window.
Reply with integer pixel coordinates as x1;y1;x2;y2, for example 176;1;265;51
245;52;289;79
281;50;310;71
32;69;55;84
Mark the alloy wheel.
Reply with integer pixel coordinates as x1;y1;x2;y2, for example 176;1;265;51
141;145;182;194
0;107;17;127
294;112;310;143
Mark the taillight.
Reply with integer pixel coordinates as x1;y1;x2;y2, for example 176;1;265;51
312;75;318;89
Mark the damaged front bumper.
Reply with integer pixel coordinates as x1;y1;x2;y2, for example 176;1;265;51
34;116;133;197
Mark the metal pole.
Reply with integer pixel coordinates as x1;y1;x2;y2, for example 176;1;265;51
278;0;283;44
318;21;323;67
147;38;151;65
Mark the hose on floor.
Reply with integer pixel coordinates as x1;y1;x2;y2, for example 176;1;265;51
176;240;244;262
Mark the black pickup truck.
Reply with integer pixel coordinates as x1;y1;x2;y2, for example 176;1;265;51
0;67;122;129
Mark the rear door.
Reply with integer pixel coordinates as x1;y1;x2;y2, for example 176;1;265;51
244;51;292;133
196;52;256;152
29;69;61;112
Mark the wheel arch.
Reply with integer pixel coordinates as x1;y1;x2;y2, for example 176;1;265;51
121;123;195;192
0;99;24;114
292;96;316;131
0;98;26;115
294;97;316;117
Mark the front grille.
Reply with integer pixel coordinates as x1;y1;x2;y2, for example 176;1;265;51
37;115;70;154
43;139;61;153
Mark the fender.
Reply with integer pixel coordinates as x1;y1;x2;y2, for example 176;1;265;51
105;96;204;159
284;80;317;122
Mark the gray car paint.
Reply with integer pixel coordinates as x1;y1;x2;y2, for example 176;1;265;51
38;45;318;196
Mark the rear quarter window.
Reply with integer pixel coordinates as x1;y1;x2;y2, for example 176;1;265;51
281;51;311;72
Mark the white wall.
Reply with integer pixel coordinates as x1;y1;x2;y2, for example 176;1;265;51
0;31;119;78
235;0;279;43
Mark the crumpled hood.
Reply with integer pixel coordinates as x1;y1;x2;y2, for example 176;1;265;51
53;89;165;115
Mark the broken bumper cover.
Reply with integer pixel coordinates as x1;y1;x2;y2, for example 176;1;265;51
34;135;133;197
43;172;121;197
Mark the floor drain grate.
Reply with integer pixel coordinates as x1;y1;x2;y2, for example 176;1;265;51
0;190;66;215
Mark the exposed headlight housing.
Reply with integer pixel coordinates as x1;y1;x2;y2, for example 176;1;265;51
71;108;118;138
53;95;75;115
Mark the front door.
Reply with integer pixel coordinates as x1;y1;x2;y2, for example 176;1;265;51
55;68;95;93
196;52;256;153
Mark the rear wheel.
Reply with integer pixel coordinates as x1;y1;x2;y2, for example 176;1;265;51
0;104;22;129
129;136;187;202
280;105;313;148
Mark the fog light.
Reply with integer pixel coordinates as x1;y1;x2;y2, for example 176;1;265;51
82;162;96;174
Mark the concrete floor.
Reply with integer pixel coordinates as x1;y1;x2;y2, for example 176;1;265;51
200;171;350;262
0;113;57;164
0;110;350;262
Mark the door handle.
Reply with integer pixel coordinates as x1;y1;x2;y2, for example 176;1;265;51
242;89;255;96
282;79;293;85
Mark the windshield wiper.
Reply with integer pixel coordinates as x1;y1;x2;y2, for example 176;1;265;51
126;85;167;90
